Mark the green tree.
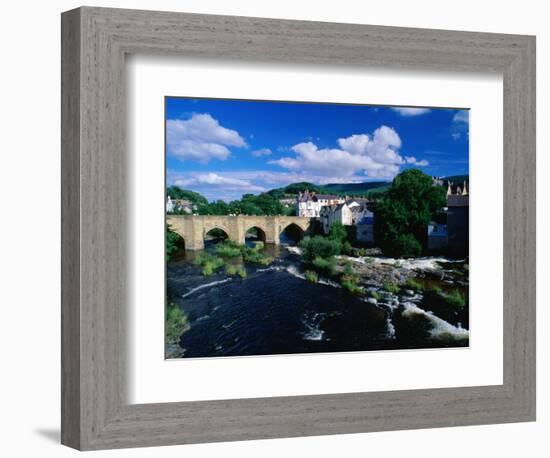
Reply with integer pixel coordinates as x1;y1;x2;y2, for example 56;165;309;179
284;182;324;194
328;222;347;243
166;186;208;206
374;169;446;258
166;225;183;261
299;236;342;263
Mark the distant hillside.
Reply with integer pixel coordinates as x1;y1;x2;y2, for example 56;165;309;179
322;181;390;194
443;175;469;185
267;181;391;198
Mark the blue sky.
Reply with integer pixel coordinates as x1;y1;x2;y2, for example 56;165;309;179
166;97;469;202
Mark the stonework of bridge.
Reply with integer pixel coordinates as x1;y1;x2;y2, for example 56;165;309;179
166;215;314;251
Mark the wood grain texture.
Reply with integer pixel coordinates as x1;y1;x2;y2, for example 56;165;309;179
61;6;536;450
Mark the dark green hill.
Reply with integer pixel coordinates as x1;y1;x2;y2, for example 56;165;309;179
322;181;390;194
443;175;469;185
266;181;390;198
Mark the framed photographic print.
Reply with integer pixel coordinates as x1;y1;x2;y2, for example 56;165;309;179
163;97;471;360
61;6;536;450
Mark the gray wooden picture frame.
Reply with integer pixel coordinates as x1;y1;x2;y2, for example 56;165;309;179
61;6;536;451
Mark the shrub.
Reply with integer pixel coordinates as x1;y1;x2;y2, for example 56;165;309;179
237;265;247;278
383;282;400;294
200;256;225;276
443;289;466;307
193;252;215;266
252;241;264;251
166;227;183;261
406;277;423;291
304;270;318;283
430;284;443;295
343;261;354;276
342;241;353;256
165;303;190;343
225;264;238;276
299;236;342;263
328;222;347;243
312;256;337;276
341;275;364;294
216;241;242;258
370;290;382;301
242;246;273;265
355;247;367;257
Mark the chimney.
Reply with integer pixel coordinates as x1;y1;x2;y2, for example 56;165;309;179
447;182;452;196
463;180;468;195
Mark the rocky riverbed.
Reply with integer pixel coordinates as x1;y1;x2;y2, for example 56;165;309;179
166;244;469;359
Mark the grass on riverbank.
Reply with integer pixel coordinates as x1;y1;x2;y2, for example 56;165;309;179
166;302;190;344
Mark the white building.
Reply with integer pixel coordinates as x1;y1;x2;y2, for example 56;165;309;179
166;196;194;214
296;190;344;217
166;196;175;213
320;202;353;234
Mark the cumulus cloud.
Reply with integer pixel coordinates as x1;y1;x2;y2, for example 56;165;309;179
270;125;426;180
451;110;469;140
452;110;469;124
391;107;431;116
171;172;266;201
404;156;429;166
251;148;272;157
166;113;247;163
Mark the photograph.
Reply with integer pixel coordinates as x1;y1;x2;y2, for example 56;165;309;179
165;97;470;359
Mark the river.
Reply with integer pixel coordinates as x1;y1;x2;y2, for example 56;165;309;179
166;242;469;358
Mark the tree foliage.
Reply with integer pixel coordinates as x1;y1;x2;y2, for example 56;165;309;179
374;169;446;257
166;226;183;261
283;182;324;195
166;186;208;206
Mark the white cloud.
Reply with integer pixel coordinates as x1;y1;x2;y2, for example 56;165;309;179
171;172;266;201
451;110;469;140
404;156;429;167
452;110;469;124
251;148;272;157
270;125;426;180
391;107;431;116
166;113;247;163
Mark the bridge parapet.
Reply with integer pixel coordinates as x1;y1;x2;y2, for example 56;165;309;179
166;215;313;251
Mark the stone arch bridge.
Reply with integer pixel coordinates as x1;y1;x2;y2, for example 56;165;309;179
167;215;314;251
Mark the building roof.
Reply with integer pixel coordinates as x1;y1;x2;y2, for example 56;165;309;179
447;195;469;207
315;194;341;200
298;191;342;202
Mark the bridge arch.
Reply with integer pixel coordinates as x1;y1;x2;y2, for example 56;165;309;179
244;225;267;244
165;215;313;251
204;226;230;244
280;222;305;243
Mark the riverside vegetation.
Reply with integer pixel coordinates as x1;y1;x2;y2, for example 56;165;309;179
165;170;469;358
